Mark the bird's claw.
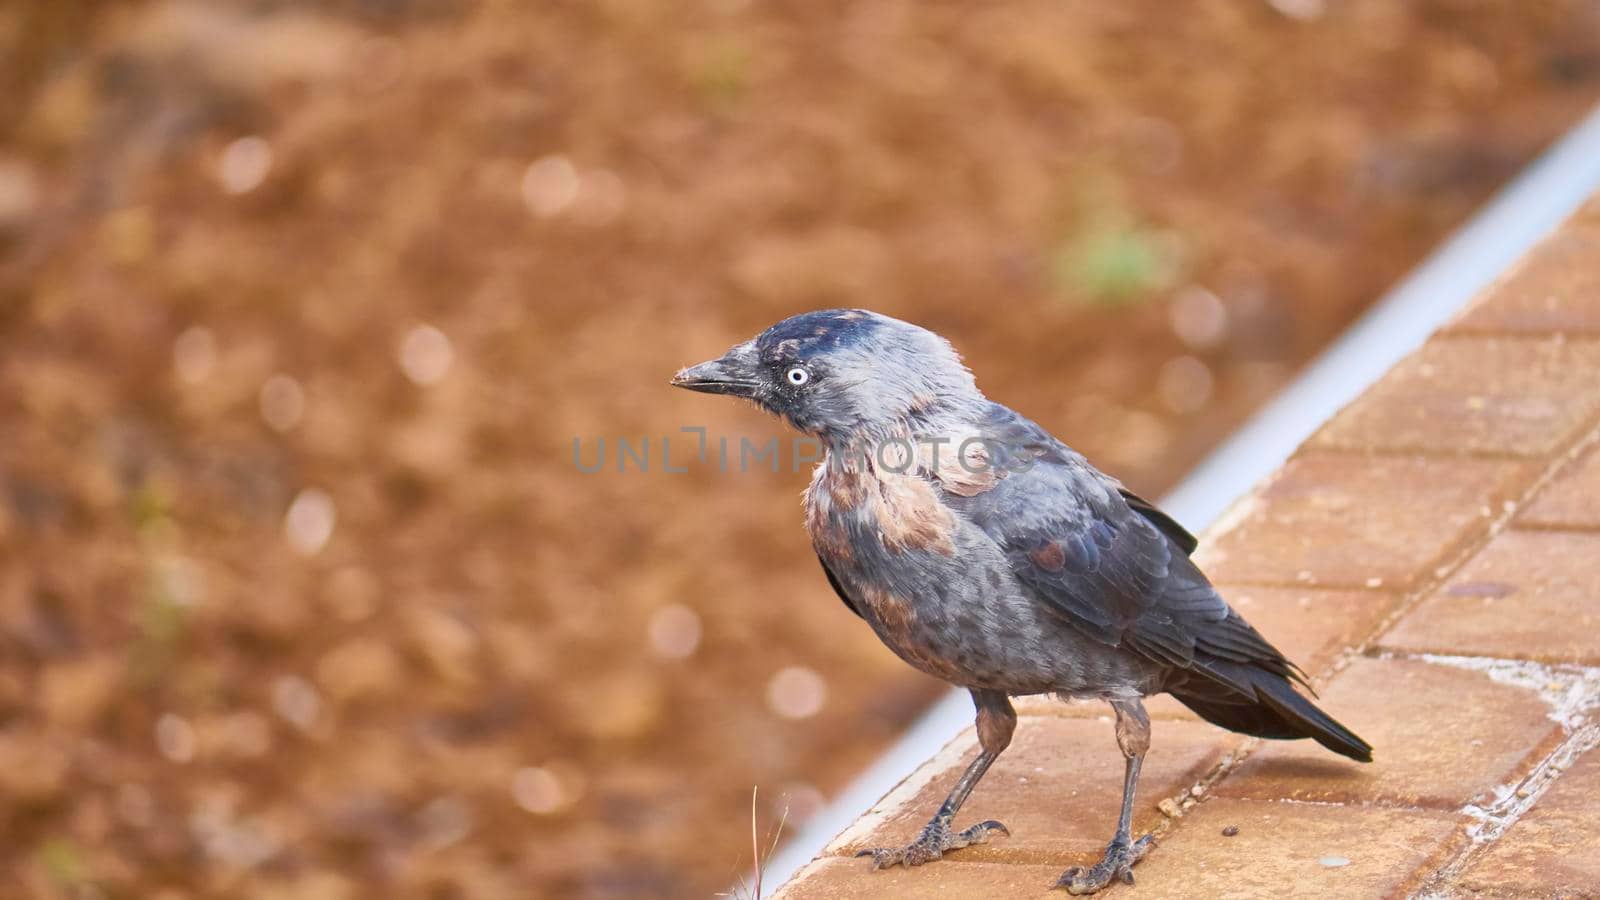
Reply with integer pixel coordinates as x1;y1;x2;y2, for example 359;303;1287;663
1055;834;1154;894
856;818;1010;869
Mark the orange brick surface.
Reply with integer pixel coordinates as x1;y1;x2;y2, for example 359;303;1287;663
1216;657;1562;809
1196;453;1531;589
1447;225;1600;335
1457;744;1600;895
1127;798;1462;899
1309;337;1600;457
774;857;1066;899
1379;529;1600;664
1520;441;1600;528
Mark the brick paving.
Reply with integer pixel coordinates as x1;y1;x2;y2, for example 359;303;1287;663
1213;657;1564;810
774;198;1600;898
1194;453;1535;590
1379;530;1600;665
1520;442;1600;529
1308;337;1600;457
1457;746;1600;895
1445;221;1600;336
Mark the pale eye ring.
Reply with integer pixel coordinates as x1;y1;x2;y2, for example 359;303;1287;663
785;366;810;386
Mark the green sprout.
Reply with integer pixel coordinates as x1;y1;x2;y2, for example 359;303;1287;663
38;838;87;886
690;39;751;107
1054;221;1178;307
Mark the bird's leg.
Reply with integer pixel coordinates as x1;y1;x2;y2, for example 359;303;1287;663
857;689;1014;870
1057;698;1156;894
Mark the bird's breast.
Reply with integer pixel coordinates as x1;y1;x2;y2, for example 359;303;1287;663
804;455;993;685
804;454;961;561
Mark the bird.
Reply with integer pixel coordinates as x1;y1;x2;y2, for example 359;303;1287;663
671;309;1371;894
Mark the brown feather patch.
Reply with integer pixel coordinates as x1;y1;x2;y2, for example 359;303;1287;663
805;451;957;557
920;433;1001;497
870;470;957;555
804;465;855;562
1030;541;1066;572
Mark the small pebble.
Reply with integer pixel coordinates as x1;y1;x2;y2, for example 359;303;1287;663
1221;825;1239;837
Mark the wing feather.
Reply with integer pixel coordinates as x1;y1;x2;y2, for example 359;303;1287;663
960;405;1301;694
816;554;864;620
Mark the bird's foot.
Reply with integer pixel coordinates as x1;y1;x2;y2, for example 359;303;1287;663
855;817;1010;869
1055;834;1155;894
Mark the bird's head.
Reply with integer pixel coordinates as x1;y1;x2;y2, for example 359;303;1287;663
671;309;982;441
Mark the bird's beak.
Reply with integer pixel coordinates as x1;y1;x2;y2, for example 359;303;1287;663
670;340;762;398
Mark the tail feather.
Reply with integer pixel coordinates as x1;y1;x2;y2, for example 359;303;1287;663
1172;660;1372;763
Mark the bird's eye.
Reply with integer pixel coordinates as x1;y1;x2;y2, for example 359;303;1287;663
785;366;810;386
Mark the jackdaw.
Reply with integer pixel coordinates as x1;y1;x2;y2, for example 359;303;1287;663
672;309;1370;893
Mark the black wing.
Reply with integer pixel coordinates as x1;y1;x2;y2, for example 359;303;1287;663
962;405;1299;686
1010;487;1298;684
960;406;1367;760
817;554;864;620
1118;487;1198;556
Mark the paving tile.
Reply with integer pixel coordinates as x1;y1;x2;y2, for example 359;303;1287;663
1457;743;1600;896
1579;191;1600;225
1216;585;1400;675
1127;798;1462;899
1215;657;1562;809
826;717;1233;866
1446;225;1600;335
1520;439;1600;528
1196;453;1533;590
1308;337;1600;457
773;856;1066;899
1378;529;1600;664
1580;192;1600;225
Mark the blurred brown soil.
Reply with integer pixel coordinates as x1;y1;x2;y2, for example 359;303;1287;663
2;1;1599;898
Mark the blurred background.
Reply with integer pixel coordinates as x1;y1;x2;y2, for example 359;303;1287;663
3;1;1600;897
